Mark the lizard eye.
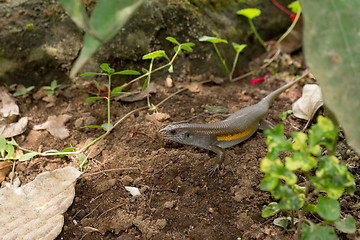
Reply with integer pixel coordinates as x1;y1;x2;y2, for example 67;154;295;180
185;133;190;138
170;130;176;134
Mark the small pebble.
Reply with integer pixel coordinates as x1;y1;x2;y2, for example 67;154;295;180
155;219;167;230
163;201;175;209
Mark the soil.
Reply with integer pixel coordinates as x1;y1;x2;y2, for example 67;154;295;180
4;52;360;240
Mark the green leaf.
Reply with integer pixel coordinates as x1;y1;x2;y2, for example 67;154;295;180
301;0;360;154
301;221;337;240
314;155;355;199
236;8;261;20
0;137;6;157
168;64;174;73
5;144;14;159
100;63;114;74
308;116;338;152
304;203;317;212
50;80;58;89
260;174;279;191
142;50;170;61
101;123;113;131
43;149;60;154
143;76;150;90
86;97;105;103
112;70;140;75
81;125;105;129
80;72;106;76
166;36;180;45
70;0;143;78
59;147;76;158
264;124;292;160
317;196;340;221
273;217;298;229
232;43;247;53
199;35;228;44
262;202;280;218
58;0;90;32
19;152;39;161
181;42;195;52
285;152;317;172
288;1;302;14
111;84;128;97
334;215;356;233
291;132;308;153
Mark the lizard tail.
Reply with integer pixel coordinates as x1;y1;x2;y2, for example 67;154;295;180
263;70;310;105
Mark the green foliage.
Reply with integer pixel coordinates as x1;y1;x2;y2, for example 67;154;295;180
58;0;144;78
43;80;60;96
199;35;246;81
301;0;360;155
279;110;293;121
261;116;356;237
13;86;35;98
26;23;35;32
236;8;265;50
0;137;16;160
236;8;261;20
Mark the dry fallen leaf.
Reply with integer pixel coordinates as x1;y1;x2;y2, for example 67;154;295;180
0;161;12;183
145;112;170;123
0;117;28;138
0;87;19;121
34;114;72;139
293;84;323;120
0;166;82;240
116;82;157;102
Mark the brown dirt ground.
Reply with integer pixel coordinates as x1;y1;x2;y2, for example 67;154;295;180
5;52;360;240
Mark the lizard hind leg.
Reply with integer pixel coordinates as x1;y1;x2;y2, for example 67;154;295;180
207;145;225;176
259;119;275;130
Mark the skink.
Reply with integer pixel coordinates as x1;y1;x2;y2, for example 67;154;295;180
160;71;309;174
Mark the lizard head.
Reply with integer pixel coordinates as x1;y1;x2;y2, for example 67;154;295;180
159;124;194;145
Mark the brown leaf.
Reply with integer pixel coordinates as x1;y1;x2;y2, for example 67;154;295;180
0;117;28;138
34;114;72;139
0;161;12;183
292;84;323;120
0;87;19;121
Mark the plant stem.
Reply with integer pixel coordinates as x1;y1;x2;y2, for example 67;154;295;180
146;58;154;107
249;19;266;51
273;10;301;50
229;51;240;81
107;74;112;133
212;42;230;80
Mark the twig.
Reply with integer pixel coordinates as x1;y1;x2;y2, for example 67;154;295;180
80;167;140;179
80;203;101;221
130;130;159;143
97;203;126;218
231;48;281;82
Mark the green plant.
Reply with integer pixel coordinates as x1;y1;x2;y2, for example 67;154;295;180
43;80;60;96
199;36;246;81
301;0;360;154
236;8;265;50
260;116;356;238
26;23;35;32
237;1;302;52
81;63;140;132
58;0;144;78
13;86;35;98
279;109;293;121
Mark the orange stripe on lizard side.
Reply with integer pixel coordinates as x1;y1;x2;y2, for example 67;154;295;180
216;127;255;141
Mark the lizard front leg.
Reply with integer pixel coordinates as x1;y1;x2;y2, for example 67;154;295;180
207;145;225;176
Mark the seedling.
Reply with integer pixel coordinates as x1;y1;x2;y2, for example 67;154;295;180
13;86;35;98
26;23;35;32
199;35;246;81
237;1;302;52
236;8;265;50
279;109;293;121
43;80;60;96
260;116;356;238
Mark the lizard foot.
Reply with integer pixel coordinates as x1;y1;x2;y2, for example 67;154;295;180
207;164;221;176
